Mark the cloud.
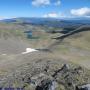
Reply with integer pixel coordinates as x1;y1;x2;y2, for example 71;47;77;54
43;12;59;18
54;0;61;6
71;7;90;16
0;17;9;20
32;0;50;6
32;0;61;7
43;12;66;18
0;16;17;20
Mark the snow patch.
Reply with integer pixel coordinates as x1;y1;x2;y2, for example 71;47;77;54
22;48;38;54
2;54;7;55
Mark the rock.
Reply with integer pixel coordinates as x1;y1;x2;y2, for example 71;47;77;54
76;84;90;90
52;64;70;78
35;79;58;90
0;61;90;90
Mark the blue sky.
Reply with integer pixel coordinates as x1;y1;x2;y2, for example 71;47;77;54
0;0;90;19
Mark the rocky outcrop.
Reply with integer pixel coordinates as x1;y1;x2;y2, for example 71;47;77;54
76;84;90;90
0;60;90;90
53;25;90;40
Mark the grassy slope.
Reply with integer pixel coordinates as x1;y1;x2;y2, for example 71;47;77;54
0;23;90;68
0;22;90;90
52;31;90;69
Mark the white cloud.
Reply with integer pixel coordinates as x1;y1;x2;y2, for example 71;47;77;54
54;0;61;6
0;17;4;20
32;0;61;7
0;17;9;20
43;12;59;18
32;0;50;6
0;16;17;20
71;7;90;16
43;12;66;18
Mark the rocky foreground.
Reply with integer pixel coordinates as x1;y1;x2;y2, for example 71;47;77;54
0;23;90;90
0;57;90;90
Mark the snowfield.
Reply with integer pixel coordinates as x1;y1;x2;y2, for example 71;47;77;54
22;48;38;54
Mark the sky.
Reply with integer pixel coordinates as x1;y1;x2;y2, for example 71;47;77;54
0;0;90;19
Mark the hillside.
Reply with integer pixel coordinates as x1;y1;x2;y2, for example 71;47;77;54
0;19;90;90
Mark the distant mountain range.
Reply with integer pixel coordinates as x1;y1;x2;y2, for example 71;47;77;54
0;17;90;29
